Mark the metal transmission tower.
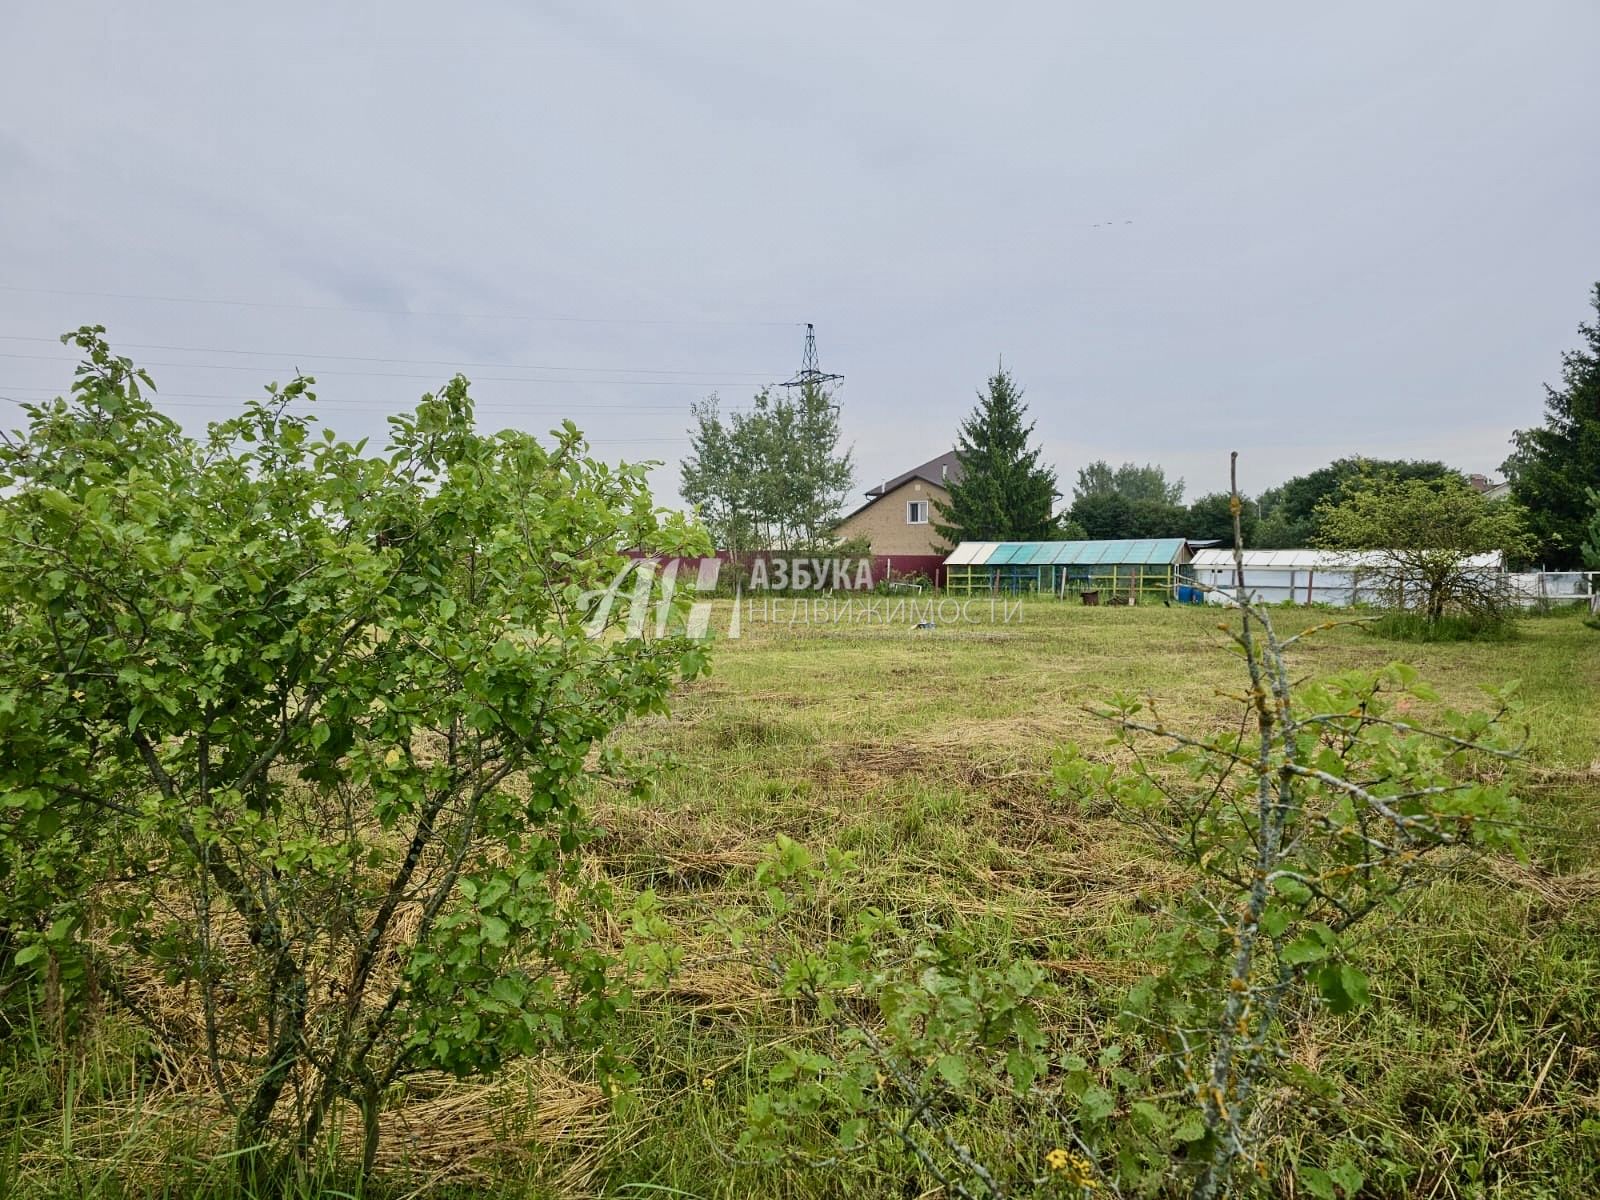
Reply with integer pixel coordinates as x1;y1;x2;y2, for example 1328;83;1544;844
781;323;843;392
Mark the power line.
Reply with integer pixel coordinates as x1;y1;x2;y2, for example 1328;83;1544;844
0;334;778;378
0;383;698;414
0;394;690;445
0;284;800;327
0;352;760;388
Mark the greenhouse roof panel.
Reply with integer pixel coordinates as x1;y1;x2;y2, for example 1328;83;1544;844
988;542;1037;565
943;538;1191;567
940;544;992;566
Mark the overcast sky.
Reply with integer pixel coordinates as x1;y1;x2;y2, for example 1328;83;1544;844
3;1;1597;508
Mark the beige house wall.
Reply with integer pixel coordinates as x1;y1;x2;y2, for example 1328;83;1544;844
834;479;951;556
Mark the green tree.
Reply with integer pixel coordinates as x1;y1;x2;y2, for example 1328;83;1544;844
1254;457;1459;549
1072;459;1184;506
1504;283;1600;568
933;365;1058;545
681;384;852;552
681;394;754;553
1187;491;1259;545
1066;461;1186;539
1069;492;1133;541
1052;515;1089;540
1583;489;1600;569
1316;475;1529;622
1127;498;1189;539
1066;493;1187;541
0;329;710;1185
1251;507;1303;550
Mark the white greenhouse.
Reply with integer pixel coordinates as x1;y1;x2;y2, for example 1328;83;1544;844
1189;549;1505;607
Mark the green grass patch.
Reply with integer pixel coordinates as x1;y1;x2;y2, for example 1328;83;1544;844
7;601;1599;1197
1366;610;1518;642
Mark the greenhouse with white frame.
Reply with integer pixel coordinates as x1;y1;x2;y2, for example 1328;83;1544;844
1188;549;1506;607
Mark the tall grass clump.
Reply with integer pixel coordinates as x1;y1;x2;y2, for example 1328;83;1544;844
1366;610;1517;642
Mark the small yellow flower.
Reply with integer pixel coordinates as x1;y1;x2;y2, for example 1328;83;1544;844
1046;1149;1098;1187
701;1075;715;1090
384;748;401;766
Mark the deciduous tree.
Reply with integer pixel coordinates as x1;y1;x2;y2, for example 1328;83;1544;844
1069;492;1133;541
1072;460;1184;506
680;394;753;553
1065;461;1187;539
681;384;853;552
1583;490;1600;569
1315;475;1528;622
1186;491;1258;545
1253;457;1458;549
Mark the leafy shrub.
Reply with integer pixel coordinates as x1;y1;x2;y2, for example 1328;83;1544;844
0;329;710;1185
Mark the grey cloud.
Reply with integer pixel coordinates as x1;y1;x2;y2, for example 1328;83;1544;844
1;0;1595;503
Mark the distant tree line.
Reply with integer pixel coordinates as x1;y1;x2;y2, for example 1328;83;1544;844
1052;455;1469;548
1250;457;1460;548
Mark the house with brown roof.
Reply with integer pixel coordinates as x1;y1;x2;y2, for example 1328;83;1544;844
833;450;962;559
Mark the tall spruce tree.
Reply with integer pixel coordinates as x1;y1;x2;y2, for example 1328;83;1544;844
932;365;1057;545
1504;282;1600;568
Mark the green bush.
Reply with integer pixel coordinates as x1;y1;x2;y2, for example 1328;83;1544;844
0;328;710;1187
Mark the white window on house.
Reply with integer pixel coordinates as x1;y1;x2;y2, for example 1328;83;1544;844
907;500;929;524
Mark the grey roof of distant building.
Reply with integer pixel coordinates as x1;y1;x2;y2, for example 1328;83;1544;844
865;450;962;497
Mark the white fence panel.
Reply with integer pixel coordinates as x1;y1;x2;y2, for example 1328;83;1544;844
1507;572;1597;606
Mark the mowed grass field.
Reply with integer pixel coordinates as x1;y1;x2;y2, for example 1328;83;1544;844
7;602;1599;1198
580;602;1600;1200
